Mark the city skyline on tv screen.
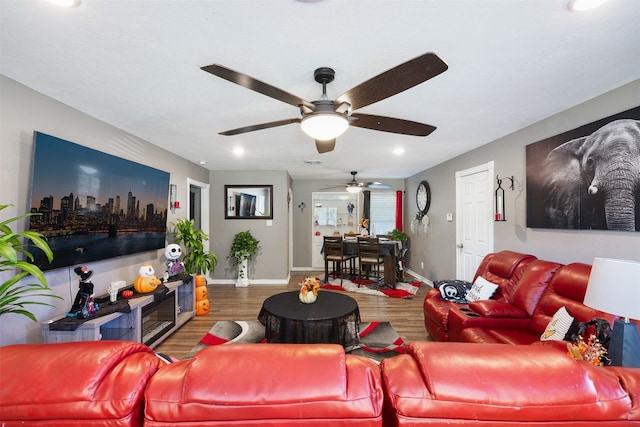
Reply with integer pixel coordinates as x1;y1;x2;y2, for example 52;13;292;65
28;132;170;271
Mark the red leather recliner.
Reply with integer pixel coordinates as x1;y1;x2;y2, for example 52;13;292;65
380;341;640;426
423;250;537;341
0;340;164;427
144;343;384;426
459;262;621;346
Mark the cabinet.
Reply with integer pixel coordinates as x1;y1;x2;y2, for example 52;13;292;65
41;278;194;348
311;192;359;268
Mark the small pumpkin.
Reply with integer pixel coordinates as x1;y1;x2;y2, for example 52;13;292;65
195;275;207;287
196;298;210;316
133;264;161;293
195;285;208;301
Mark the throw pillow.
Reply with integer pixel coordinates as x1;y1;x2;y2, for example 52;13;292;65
541;306;575;341
465;276;499;302
436;280;473;303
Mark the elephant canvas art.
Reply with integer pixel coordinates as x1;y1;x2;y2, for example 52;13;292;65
526;106;640;231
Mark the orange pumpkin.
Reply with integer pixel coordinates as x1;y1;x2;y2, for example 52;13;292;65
196;298;210;316
133;265;161;293
195;285;208;301
195;275;206;287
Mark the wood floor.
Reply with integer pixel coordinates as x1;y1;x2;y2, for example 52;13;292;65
155;271;433;360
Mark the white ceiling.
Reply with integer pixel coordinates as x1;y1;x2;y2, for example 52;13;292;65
1;0;639;183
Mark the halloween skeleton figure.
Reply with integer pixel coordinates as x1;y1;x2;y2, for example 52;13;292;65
163;243;185;282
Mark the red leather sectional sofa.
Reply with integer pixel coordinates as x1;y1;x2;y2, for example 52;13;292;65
1;339;639;426
0;340;383;427
423;250;627;346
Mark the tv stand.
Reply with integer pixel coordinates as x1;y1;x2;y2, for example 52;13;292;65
41;278;194;348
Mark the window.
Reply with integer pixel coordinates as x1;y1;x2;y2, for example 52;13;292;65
369;191;396;235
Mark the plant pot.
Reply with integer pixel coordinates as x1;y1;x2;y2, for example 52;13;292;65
235;259;250;287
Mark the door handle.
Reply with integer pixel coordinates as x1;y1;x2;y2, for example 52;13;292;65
456;243;463;249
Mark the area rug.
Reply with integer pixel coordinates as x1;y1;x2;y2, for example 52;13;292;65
186;320;406;362
321;276;422;299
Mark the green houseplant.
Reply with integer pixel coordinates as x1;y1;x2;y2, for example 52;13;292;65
170;219;218;276
388;229;408;243
0;204;61;322
228;230;260;286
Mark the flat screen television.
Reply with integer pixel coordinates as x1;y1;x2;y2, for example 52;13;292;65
27;132;170;271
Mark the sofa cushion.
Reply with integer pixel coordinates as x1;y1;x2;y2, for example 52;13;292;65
436;279;472;303
381;342;635;423
476;251;537;302
465;277;498;302
144;343;383;426
541;306;575;341
510;260;561;316
528;263;616;337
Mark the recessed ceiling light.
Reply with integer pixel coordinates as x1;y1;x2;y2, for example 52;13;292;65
232;147;244;157
393;147;406;155
47;0;81;7
199;160;207;165
567;0;610;11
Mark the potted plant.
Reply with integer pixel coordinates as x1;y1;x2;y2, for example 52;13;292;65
0;204;62;322
170;219;218;278
388;229;408;243
228;230;260;287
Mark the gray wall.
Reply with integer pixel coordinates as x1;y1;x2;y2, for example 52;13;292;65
0;76;209;345
291;178;405;269
406;79;640;281
208;170;291;283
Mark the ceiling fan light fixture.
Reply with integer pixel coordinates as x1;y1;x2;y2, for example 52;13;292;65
301;113;349;141
346;185;362;194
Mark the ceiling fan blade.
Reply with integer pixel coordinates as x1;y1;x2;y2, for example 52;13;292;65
201;64;313;109
219;118;300;136
350;113;436;136
336;52;448;111
315;139;336;153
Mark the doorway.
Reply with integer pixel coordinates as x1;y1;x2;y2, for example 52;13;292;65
187;178;211;280
455;161;494;281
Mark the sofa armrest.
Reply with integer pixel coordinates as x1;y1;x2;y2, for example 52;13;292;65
469;300;528;318
448;307;531;342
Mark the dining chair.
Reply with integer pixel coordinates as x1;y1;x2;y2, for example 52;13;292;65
357;236;384;286
323;236;356;285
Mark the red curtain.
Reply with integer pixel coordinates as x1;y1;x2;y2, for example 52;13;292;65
395;190;403;231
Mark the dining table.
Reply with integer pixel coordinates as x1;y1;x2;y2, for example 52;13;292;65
339;237;404;288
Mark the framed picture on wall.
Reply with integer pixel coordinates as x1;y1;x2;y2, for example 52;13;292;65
225;185;273;219
526;106;640;231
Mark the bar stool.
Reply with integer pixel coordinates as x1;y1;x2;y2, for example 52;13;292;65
357;236;384;286
323;236;356;285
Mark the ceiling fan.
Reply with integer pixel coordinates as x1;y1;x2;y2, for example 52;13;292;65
201;52;448;153
323;171;391;193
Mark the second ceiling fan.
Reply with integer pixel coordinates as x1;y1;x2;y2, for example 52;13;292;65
201;52;448;153
323;171;391;193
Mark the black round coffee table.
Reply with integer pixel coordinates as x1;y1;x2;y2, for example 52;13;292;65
258;290;360;349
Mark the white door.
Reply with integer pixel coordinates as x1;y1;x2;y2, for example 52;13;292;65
455;161;494;281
